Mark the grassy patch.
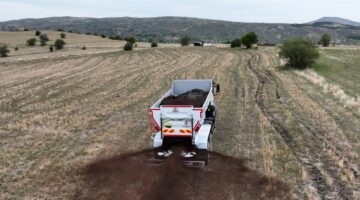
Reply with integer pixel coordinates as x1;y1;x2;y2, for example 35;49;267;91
313;49;360;96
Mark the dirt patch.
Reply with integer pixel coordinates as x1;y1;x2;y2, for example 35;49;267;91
76;149;289;200
160;89;209;107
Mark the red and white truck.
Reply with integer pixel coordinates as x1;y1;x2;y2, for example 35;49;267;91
149;80;220;166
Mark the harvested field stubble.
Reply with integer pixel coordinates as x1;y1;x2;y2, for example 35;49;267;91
1;46;359;199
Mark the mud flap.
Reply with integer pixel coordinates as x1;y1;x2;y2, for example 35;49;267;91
152;132;163;148
194;124;212;150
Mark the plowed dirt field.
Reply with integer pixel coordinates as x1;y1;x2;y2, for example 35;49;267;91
1;47;359;199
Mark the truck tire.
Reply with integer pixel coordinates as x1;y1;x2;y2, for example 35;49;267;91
208;134;213;151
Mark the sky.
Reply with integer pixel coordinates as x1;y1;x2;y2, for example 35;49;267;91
0;0;359;23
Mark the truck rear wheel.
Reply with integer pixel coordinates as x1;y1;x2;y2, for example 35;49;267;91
208;134;213;151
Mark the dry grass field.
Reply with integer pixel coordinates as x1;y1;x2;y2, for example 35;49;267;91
1;33;359;199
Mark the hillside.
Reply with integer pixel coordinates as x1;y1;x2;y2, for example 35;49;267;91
1;16;360;44
309;17;360;27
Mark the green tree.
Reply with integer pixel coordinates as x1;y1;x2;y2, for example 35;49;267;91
230;38;241;48
320;34;331;47
123;42;133;51
279;38;320;69
151;42;158;48
60;33;66;39
54;39;65;50
148;37;154;43
127;37;136;44
241;32;259;49
39;33;49;46
27;38;37;46
0;44;10;57
180;36;191;46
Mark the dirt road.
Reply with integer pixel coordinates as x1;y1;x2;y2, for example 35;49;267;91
1;47;359;199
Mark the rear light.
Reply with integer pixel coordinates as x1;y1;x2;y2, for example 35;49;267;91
154;126;160;132
194;125;201;132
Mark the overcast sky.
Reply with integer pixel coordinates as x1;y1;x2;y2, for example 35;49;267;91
0;0;359;23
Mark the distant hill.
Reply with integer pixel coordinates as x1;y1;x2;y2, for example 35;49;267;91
309;17;360;27
1;16;360;44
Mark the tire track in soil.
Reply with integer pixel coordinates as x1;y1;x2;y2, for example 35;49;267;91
246;52;354;200
74;48;290;200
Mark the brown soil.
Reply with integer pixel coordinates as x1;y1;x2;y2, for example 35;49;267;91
160;89;209;107
76;149;289;200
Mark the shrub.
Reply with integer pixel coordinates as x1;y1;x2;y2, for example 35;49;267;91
241;32;259;49
279;38;320;69
60;33;66;39
123;42;133;51
54;39;65;50
49;45;54;52
15;47;19;51
24;28;29;31
0;44;10;57
126;37;136;44
320;34;331;47
27;38;37;46
82;46;86;50
57;29;64;32
101;34;106;38
39;34;49;46
151;42;158;48
230;38;241;48
35;30;41;36
148;37;154;43
109;35;123;40
180;36;191;46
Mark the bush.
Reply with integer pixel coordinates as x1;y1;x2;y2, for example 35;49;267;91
109;35;123;40
230;38;241;48
101;34;106;38
126;37;136;44
60;33;66;39
241;32;259;49
54;39;65;50
39;34;49;46
27;38;37;46
279;38;320;69
123;42;133;51
0;44;10;57
151;42;158;48
24;28;29;31
180;36;191;46
49;45;54;52
148;37;154;43
82;46;86;50
15;47;19;51
57;29;64;32
35;30;41;36
320;34;331;47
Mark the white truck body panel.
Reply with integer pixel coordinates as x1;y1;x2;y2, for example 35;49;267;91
149;80;216;151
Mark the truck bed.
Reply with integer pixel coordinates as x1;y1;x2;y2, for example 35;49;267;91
160;89;209;108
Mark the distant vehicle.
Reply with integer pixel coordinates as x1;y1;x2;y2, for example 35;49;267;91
149;80;220;166
193;42;204;46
